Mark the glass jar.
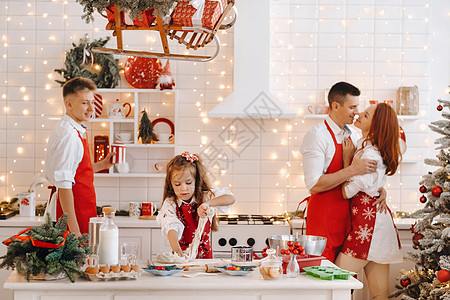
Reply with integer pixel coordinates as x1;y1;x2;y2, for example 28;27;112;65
98;207;119;265
259;248;282;280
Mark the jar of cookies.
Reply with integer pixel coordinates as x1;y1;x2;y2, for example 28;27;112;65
259;248;282;280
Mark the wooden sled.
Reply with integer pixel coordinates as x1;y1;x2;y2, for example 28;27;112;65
92;0;237;62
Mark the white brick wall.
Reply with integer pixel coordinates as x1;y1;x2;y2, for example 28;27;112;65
0;0;448;216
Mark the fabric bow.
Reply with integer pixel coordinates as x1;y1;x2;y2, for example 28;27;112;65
181;151;198;162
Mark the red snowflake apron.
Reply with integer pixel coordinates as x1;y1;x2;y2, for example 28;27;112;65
56;131;97;234
341;192;400;260
176;202;213;259
306;120;351;262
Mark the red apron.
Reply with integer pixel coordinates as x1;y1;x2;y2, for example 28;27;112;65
56;131;97;234
306;120;351;262
176;202;213;259
342;191;401;260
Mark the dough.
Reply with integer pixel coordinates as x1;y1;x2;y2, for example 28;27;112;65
155;207;214;263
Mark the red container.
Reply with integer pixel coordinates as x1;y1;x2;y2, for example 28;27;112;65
281;255;325;274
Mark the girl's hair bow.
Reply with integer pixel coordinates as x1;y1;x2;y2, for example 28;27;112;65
181;151;198;162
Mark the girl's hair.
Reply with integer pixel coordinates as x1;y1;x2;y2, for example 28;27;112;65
162;153;218;231
362;103;401;175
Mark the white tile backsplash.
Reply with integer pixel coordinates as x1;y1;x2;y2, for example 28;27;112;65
0;0;442;216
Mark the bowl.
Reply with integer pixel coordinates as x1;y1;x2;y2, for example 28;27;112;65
268;235;327;256
143;265;184;276
216;264;255;276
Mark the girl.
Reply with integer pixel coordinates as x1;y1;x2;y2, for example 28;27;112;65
336;103;402;300
157;152;236;259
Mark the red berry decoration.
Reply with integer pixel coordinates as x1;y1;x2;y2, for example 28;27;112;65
419;185;427;193
287;241;293;247
431;186;442;197
412;233;424;249
284;249;290;255
419;195;427;203
280;249;285;255
437;104;443;111
400;278;411;287
124;56;162;89
293;249;299;255
437;269;450;283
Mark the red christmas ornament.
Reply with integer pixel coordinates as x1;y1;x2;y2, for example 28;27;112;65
124;56;162;89
158;60;175;90
437;269;450;283
432;186;442;197
437;104;443;111
400;278;411;287
419;185;427;193
412;232;424;249
419;195;427;203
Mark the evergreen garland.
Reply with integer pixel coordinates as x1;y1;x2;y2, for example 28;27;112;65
138;109;158;144
76;0;180;23
54;36;120;88
0;214;90;283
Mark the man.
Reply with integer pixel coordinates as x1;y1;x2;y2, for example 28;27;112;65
300;81;386;262
45;77;114;236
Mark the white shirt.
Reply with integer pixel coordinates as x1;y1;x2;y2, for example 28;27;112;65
157;187;234;240
344;140;386;198
300;116;361;190
45;115;86;189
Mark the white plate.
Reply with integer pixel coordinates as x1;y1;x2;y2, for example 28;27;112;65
116;140;133;144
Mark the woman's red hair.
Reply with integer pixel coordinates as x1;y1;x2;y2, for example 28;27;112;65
363;103;401;176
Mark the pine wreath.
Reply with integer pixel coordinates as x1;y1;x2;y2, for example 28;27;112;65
54;36;120;88
77;0;180;23
0;214;90;282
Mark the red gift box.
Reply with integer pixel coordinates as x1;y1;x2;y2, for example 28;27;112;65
106;5;155;27
172;0;227;30
281;255;325;274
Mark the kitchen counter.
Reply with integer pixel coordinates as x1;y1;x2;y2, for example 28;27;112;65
4;260;362;300
0;215;160;228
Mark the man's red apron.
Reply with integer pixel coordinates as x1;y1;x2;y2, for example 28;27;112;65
306;120;351;262
56;131;97;234
176;202;213;259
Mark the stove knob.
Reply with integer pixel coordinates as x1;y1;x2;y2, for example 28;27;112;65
229;238;237;246
247;238;255;247
265;238;269;246
218;238;227;247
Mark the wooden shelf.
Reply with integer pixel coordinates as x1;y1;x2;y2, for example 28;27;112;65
96;88;176;94
90;118;134;123
304;114;421;120
125;144;175;148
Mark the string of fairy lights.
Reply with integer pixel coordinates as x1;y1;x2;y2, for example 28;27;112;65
0;0;444;216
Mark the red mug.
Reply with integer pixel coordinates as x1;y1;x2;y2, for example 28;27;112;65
111;143;126;164
141;202;155;216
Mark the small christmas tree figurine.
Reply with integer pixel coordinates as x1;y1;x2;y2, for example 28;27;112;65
138;109;158;144
0;213;90;282
390;98;450;299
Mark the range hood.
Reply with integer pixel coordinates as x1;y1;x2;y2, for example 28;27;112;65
208;0;297;119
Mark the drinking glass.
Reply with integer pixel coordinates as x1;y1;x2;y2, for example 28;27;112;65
120;242;138;265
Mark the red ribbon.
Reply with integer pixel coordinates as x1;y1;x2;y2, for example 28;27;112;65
3;227;69;249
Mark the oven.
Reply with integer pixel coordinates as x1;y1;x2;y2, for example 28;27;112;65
211;214;291;259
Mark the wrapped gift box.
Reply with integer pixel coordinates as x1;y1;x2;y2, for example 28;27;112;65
106;5;155;27
172;0;227;30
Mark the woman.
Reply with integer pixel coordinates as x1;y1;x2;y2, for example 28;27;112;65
336;103;402;300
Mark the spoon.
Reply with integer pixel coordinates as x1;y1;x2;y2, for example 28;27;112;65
182;272;218;278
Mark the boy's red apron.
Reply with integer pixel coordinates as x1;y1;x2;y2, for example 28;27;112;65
305;120;351;262
56;131;97;234
176;202;212;259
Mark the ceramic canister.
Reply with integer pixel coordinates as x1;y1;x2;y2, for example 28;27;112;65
111;143;126;164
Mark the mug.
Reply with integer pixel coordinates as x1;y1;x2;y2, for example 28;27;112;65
18;192;35;217
129;202;141;218
231;246;253;262
116;162;130;173
156;133;174;144
141;202;155;216
116;132;132;142
154;161;168;173
111;143;126;163
307;104;327;114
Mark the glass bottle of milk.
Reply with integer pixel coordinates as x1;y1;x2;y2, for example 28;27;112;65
98;207;119;265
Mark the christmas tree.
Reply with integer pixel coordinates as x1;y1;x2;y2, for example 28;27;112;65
390;99;450;299
138;109;158;144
